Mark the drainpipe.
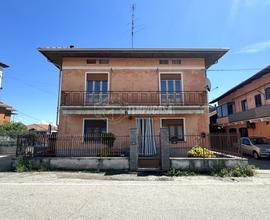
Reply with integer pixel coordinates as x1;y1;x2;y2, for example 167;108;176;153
56;67;62;127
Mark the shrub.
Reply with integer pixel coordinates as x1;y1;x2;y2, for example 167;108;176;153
212;165;255;177
39;160;50;171
97;148;115;157
15;156;33;172
166;168;196;176
188;146;215;158
101;133;116;148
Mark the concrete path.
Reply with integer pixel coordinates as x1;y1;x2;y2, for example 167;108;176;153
0;172;270;220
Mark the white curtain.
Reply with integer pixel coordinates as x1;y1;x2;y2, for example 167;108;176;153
137;118;157;156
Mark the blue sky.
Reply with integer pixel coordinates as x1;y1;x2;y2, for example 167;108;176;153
0;0;269;125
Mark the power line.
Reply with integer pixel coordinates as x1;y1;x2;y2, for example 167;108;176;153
5;77;57;96
15;109;55;129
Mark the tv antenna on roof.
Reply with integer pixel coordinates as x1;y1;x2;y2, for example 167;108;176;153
131;4;135;48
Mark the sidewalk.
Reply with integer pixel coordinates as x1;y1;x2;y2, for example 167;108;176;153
0;170;269;185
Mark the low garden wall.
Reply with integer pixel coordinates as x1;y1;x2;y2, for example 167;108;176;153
170;155;248;172
31;157;129;171
0;146;16;155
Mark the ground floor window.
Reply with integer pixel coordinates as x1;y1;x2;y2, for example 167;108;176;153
161;119;184;143
84;119;107;136
239;127;248;137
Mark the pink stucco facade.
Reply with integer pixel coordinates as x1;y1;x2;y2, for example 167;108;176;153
59;57;209;137
215;69;270;138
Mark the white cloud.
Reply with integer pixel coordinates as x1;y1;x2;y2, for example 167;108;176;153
237;41;270;53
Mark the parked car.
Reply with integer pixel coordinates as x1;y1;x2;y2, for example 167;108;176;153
240;137;270;159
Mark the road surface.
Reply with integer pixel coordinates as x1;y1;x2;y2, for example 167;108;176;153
0;172;270;220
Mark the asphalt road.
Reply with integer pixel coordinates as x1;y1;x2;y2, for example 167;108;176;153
0;172;270;220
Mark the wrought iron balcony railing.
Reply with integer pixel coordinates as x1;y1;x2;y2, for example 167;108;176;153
61;91;207;106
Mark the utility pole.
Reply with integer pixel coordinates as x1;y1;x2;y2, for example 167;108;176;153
131;4;135;48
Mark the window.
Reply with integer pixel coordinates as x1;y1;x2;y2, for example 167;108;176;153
265;87;270;100
221;104;228;117
172;59;181;64
216;106;222;118
84;119;107;142
239;128;248;137
216;103;234;118
160;74;182;104
227;102;234;115
241;100;248;111
241;138;251;145
86;59;96;64
254;94;262;107
99;59;109;64
159;59;169;64
86;74;108;104
162;119;184;143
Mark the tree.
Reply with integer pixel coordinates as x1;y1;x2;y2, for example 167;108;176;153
0;122;28;137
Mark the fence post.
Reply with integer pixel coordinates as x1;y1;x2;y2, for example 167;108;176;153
160;127;170;171
129;128;138;171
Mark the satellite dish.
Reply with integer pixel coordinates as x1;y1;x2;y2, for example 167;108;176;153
205;78;211;91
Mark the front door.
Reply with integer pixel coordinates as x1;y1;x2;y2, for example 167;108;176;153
136;118;157;156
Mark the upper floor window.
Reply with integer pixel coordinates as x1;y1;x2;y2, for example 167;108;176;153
86;74;108;104
160;74;182;104
172;59;181;64
99;59;109;64
265;87;270;100
159;59;169;64
254;94;262;107
216;102;234;118
241;99;248;111
227;102;234;115
86;59;96;64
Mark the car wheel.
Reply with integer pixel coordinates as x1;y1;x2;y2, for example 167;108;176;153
253;151;260;160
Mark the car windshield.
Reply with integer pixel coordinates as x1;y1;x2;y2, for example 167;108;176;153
250;137;270;145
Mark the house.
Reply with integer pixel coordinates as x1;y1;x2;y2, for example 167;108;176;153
0;102;13;125
0;62;14;124
0;62;9;90
210;65;270;138
38;48;228;159
27;123;58;135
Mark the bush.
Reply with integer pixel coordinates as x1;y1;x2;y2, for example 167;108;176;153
166;168;196;176
101;133;116;148
15;156;33;172
97;148;115;157
39;160;50;171
212;165;255;177
188;146;215;158
0;122;28;138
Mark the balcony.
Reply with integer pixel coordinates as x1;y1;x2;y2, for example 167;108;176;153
61;91;207;107
228;104;270;123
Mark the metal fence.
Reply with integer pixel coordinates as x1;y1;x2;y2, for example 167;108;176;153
169;134;242;157
16;133;242;158
169;135;209;157
209;134;241;156
16;134;130;157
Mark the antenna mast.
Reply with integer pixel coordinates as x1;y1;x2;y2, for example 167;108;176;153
131;4;135;48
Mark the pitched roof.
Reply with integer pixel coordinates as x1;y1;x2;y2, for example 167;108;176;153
210;65;270;104
38;47;229;69
0;62;9;68
27;123;57;132
0;102;13;111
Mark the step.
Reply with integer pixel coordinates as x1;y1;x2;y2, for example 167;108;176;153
138;157;160;169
